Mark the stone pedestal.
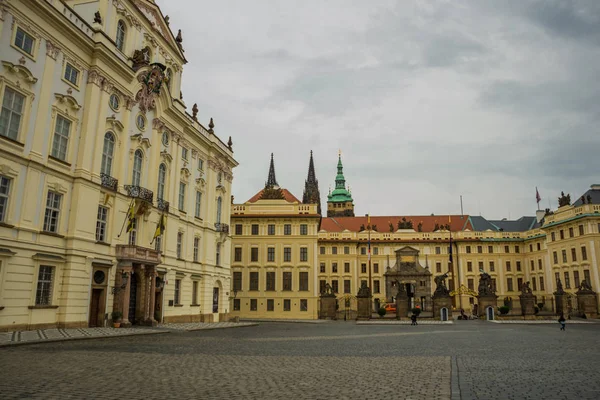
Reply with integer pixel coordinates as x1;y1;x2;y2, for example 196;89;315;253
396;294;409;320
478;295;498;319
554;294;568;316
432;295;453;321
519;294;536;316
319;295;337;320
577;291;598;319
357;296;372;320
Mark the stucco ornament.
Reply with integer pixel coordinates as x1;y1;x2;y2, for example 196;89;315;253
135;63;167;114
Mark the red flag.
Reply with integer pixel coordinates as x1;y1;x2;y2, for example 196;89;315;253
536;187;541;203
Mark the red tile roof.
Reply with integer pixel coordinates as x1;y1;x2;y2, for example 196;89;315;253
320;215;472;233
246;188;301;204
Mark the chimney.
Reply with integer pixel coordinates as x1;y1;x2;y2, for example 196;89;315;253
536;209;545;223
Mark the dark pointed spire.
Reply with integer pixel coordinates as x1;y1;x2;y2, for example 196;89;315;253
303;150;322;215
266;153;278;188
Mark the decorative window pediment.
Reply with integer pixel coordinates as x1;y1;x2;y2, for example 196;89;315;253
106;116;124;133
0;164;18;178
2;61;38;84
195;177;206;189
47;181;68;194
54;93;82;111
216;184;227;194
180;167;191;181
130;133;151;151
160;150;172;166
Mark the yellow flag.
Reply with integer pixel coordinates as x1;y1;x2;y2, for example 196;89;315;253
125;201;136;232
153;213;166;239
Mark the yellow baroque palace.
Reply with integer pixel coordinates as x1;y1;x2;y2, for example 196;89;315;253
230;153;600;320
0;0;237;330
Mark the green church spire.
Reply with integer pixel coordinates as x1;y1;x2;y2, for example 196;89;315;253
327;153;353;204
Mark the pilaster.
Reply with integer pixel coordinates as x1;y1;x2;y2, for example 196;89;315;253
75;71;104;178
30;41;58;163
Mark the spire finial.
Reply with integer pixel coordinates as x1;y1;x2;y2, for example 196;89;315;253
266;153;278;188
208;117;214;133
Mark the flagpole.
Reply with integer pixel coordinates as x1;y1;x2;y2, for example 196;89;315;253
118;199;135;238
367;214;372;313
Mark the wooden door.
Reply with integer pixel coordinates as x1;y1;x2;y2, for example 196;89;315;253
89;289;103;327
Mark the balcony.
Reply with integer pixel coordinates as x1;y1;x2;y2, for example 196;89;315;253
116;245;161;265
124;185;154;204
100;173;118;191
215;223;230;234
157;198;170;212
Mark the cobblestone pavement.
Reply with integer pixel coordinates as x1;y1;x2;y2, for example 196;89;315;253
0;327;165;347
357;320;453;325
158;322;258;331
1;320;600;399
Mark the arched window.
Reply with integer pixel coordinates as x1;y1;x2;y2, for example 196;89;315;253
116;20;126;51
216;196;222;224
132;149;143;186
157;163;166;200
101;132;115;176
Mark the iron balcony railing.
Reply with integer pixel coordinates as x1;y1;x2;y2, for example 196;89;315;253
124;185;154;203
215;223;229;233
100;173;118;191
157;198;170;212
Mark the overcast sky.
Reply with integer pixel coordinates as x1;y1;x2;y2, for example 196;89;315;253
160;0;600;220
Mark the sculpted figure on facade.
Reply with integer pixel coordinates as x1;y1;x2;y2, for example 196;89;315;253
478;271;495;296
434;272;450;295
521;281;533;295
135;64;166;113
578;279;593;293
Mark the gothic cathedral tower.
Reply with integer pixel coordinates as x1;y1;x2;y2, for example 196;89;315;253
302;151;322;215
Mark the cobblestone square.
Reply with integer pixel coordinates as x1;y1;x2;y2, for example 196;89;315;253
1;321;599;399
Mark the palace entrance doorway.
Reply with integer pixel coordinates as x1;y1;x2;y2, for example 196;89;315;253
385;247;432;312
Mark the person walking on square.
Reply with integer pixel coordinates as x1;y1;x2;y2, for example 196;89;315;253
558;313;566;331
410;314;417;326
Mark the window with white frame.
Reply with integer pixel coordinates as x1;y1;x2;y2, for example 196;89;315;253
132;150;143;186
35;265;54;305
216;196;222;224
174;279;181;305
0;176;11;222
193;237;199;262
192;280;198;305
178;182;186;211
182;147;188;161
154;235;162;252
128;217;137;245
116;20;126;51
95;205;108;242
43;191;62;233
51;115;71;161
195;191;202;218
157;164;166;200
177;232;183;259
101;132;115;176
15;27;35;56
64;63;79;86
216;242;221;266
1;87;25;141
